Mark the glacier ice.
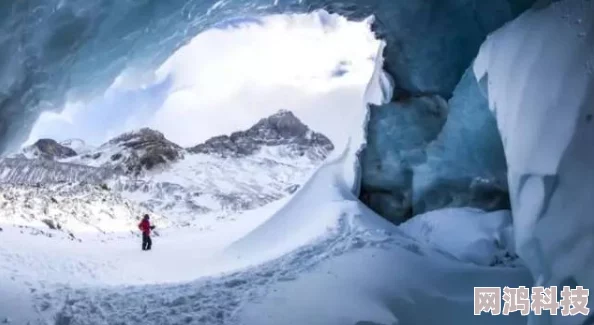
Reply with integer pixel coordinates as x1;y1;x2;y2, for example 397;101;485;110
354;0;540;223
303;0;537;97
474;0;594;323
359;95;448;223
413;68;509;216
360;67;510;223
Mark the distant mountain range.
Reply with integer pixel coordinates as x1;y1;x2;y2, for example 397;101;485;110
0;110;334;233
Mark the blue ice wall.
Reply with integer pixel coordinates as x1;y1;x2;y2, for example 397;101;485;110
360;96;448;223
413;68;509;215
361;68;510;223
357;0;537;222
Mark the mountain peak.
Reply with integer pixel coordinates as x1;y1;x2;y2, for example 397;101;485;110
98;128;183;175
267;109;297;120
188;110;334;159
47;128;186;176
248;110;309;139
106;128;168;146
24;139;78;160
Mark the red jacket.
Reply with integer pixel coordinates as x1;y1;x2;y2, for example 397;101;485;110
139;219;151;235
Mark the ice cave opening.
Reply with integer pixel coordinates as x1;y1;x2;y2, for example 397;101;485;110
0;1;593;324
17;11;380;154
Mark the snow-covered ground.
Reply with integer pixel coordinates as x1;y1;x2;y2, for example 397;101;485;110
113;147;322;225
0;196;287;324
0;150;529;325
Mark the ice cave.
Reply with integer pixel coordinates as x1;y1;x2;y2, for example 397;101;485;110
0;0;592;324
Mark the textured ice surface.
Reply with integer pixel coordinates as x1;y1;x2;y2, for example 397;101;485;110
360;95;448;223
474;0;594;323
413;68;509;215
358;0;537;98
353;0;537;223
360;69;509;222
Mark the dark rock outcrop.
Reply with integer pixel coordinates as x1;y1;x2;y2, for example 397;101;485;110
28;139;77;160
104;128;184;175
188;110;334;160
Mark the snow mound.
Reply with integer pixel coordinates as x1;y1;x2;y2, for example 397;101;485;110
399;208;520;267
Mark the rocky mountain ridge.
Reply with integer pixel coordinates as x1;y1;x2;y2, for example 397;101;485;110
0;110;334;232
188;110;334;160
17;110;333;177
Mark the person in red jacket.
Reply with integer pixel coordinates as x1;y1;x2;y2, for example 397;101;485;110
138;214;155;251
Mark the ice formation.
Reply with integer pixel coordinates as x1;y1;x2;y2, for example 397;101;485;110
413;68;509;216
474;0;594;323
360;95;448;223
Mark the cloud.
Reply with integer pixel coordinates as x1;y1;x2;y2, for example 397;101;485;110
25;11;380;150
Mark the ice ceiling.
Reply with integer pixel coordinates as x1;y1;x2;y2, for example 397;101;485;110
0;0;534;153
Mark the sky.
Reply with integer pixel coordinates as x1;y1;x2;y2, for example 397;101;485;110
24;11;380;151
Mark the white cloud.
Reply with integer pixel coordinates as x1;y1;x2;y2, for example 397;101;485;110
25;11;380;150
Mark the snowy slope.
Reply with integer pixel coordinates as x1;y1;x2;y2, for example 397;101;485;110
108;110;333;224
0;137;531;325
0;182;169;235
114;147;321;225
60;139;96;156
1;110;334;230
0;158;116;185
0;111;336;323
